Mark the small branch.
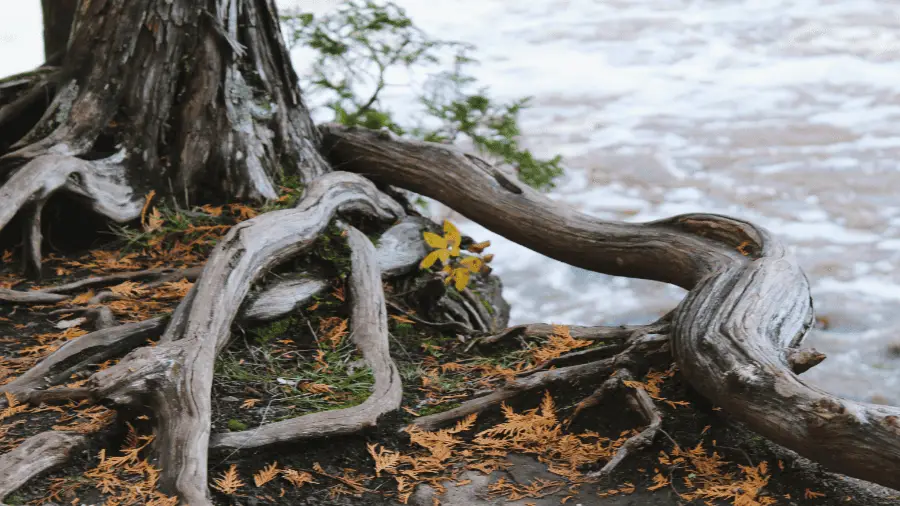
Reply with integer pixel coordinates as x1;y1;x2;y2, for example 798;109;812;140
0;431;86;500
415;331;671;431
41;266;203;295
520;343;631;376
587;370;663;478
787;347;826;374
22;198;47;279
0;266;203;305
50;305;118;330
413;357;617;432
478;319;671;347
386;300;475;334
1;316;167;401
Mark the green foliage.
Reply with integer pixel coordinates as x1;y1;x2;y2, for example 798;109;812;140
251;316;298;345
282;0;564;191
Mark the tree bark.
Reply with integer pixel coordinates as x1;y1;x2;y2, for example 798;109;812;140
1;0;331;274
41;0;77;64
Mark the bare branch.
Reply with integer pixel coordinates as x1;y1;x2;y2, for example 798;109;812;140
0;431;86;500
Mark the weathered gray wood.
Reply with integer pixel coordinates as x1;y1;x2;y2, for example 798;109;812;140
0;0;332;278
211;225;402;449
0;316;168;401
321;123;900;491
480;320;670;346
375;216;431;276
241;217;431;322
0;288;69;304
82;172;401;505
0;154;143;264
242;278;328;322
0;431;86;499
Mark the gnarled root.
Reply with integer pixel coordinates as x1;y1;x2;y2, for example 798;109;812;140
211;224;402;449
0;151;143;277
569;369;665;478
413;331;671;432
29;172;403;505
0;316;168;402
320;123;900;491
0;431;86;501
2;215;430;408
240;216;432;322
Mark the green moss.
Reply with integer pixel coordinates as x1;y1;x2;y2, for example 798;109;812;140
227;419;249;431
480;296;494;315
251;316;298;345
417;402;461;416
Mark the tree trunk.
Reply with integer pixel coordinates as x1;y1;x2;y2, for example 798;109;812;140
0;0;898;504
1;0;330;275
41;0;77;64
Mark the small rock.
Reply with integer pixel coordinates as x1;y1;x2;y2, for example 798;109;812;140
221;396;241;402
887;342;900;358
55;317;87;329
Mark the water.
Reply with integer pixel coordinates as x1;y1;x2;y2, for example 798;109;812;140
289;0;900;405
1;1;898;405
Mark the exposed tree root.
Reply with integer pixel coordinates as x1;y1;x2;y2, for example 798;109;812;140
242;277;329;322
50;304;118;330
21;199;46;278
568;369;664;478
1;316;168;402
321;123;900;491
0;67;59;143
0;288;69;304
374;216;432;276
413;331;671;432
386;300;476;335
41;266;204;295
0;152;144;276
241;216;431;322
520;342;632;376
477;318;671;348
211;225;402;449
19;172;403;504
0;431;86;500
0;266;204;305
413;359;617;432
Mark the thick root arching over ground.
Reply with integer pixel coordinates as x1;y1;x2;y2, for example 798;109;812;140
319;123;900;490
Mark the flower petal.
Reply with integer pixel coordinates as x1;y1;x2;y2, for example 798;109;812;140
443;220;462;251
453;269;470;291
419;250;441;269
460;256;483;273
422;231;447;249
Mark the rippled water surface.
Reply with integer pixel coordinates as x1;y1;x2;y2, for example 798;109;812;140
295;0;900;405
2;1;898;405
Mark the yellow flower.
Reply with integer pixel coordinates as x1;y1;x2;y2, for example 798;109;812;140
443;256;484;291
420;220;462;269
